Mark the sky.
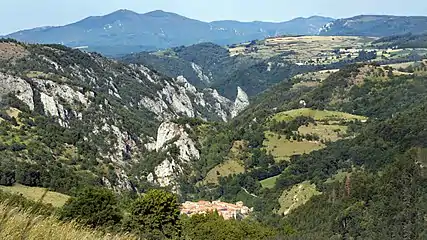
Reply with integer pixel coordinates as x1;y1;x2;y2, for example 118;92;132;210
1;0;427;35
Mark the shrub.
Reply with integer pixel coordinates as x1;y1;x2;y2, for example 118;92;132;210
59;187;122;228
125;189;181;239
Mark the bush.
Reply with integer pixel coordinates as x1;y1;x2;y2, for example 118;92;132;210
125;189;181;239
0;171;15;186
59;187;122;228
182;212;277;240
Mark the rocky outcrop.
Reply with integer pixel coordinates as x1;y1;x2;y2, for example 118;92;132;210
231;87;250;118
154;159;183;188
102;169;135;192
0;73;34;110
0;43;251;194
33;79;90;126
139;75;235;122
146;122;200;190
191;62;211;84
205;88;234;122
155;122;199;162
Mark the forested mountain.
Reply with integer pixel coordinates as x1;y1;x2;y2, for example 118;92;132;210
0;39;251;195
319;15;427;37
178;62;427;239
4;10;333;56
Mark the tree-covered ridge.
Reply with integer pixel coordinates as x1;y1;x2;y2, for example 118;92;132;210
320;15;427;37
122;42;321;99
373;32;427;49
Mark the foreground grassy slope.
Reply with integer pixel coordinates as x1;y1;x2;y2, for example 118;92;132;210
0;203;135;240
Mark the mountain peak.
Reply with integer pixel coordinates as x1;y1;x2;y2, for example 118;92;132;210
144;10;178;18
107;9;140;18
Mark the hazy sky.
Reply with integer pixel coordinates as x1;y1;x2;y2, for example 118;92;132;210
1;0;426;35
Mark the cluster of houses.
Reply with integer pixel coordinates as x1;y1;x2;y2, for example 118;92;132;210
180;200;253;220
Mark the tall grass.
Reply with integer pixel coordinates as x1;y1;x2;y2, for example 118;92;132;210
0;203;136;240
0;189;136;240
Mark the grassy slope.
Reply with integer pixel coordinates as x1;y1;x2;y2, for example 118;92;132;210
0;184;70;208
271;108;367;122
260;175;280;189
203;141;247;185
0;203;135;240
298;123;348;142
262;108;366;186
264;131;325;162
278;181;321;216
204;159;245;185
264;108;367;161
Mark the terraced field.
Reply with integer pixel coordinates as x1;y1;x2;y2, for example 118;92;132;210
228;36;375;64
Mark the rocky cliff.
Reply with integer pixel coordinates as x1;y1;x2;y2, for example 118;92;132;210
231;87;250;118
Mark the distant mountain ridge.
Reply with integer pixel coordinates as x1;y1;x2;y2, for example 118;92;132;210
319;15;427;37
4;9;333;56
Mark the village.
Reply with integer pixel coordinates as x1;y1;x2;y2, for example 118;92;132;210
180;200;253;220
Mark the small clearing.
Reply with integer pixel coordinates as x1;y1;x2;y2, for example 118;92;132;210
260;175;280;189
203;159;245;185
0;42;29;61
298;124;348;142
293;69;339;82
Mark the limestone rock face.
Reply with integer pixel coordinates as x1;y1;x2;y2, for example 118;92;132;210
154;159;182;188
0;73;34;110
33;79;90;127
155;122;200;162
148;121;200;190
34;79;88;107
231;87;250;118
139;75;235;122
39;92;59;116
